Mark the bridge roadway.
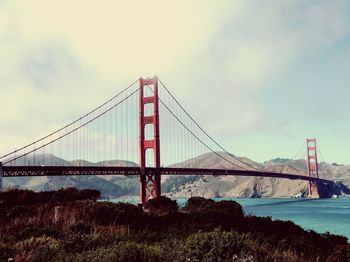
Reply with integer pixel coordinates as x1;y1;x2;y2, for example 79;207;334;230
2;166;332;184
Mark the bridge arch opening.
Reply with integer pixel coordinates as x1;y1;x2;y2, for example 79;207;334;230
143;85;155;97
145;148;154;168
144;103;154;117
144;124;154;140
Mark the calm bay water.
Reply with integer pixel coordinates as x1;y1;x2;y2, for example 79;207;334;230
109;196;350;241
216;197;350;241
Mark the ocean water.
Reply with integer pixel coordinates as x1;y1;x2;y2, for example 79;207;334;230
108;196;350;241
221;197;350;241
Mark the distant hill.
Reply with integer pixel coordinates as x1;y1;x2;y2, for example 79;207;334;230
163;153;350;198
3;153;350;198
3;154;139;198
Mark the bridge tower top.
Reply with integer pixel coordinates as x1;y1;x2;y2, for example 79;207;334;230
306;138;319;197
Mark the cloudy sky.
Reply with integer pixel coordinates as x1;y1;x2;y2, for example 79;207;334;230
1;0;350;164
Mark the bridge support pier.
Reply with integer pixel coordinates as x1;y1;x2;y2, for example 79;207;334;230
308;181;320;198
0;162;3;191
139;77;161;204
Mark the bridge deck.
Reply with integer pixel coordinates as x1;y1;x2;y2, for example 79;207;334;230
2;166;331;184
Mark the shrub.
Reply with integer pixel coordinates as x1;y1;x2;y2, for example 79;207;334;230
0;241;15;261
181;198;244;231
175;229;256;261
76;201;142;225
183;196;214;212
48;187;100;203
326;245;350;262
184;198;243;218
6;205;28;218
63;233;120;253
0;190;348;261
211;201;244;216
16;225;60;240
143;196;178;215
0;188;101;207
15;236;64;261
71;241;163;262
69;222;91;235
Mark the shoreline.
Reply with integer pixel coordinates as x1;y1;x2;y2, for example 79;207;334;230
104;195;350;241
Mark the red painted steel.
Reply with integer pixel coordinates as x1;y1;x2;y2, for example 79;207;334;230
2;166;332;185
139;77;161;204
306;138;319;197
2;166;140;177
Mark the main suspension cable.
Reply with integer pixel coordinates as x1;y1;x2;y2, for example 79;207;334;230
0;79;138;160
274;142;306;171
316;143;331;178
158;78;260;171
3;87;140;165
147;85;248;170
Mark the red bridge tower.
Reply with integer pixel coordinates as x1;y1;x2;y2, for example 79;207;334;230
139;77;161;204
306;138;319;198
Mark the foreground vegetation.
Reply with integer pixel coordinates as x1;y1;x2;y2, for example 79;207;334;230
0;188;349;261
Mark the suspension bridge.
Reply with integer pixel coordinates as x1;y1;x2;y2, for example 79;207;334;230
0;77;333;203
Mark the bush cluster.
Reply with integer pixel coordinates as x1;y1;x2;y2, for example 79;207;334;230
0;187;100;208
0;189;348;261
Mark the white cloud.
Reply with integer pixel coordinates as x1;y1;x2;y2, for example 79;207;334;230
10;0;235;79
0;0;236;154
177;1;350;137
0;0;350;162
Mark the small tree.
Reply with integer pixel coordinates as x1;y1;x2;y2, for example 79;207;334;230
143;196;178;215
183;196;214;212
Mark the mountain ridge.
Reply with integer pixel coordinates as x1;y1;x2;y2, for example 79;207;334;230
3;153;350;198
